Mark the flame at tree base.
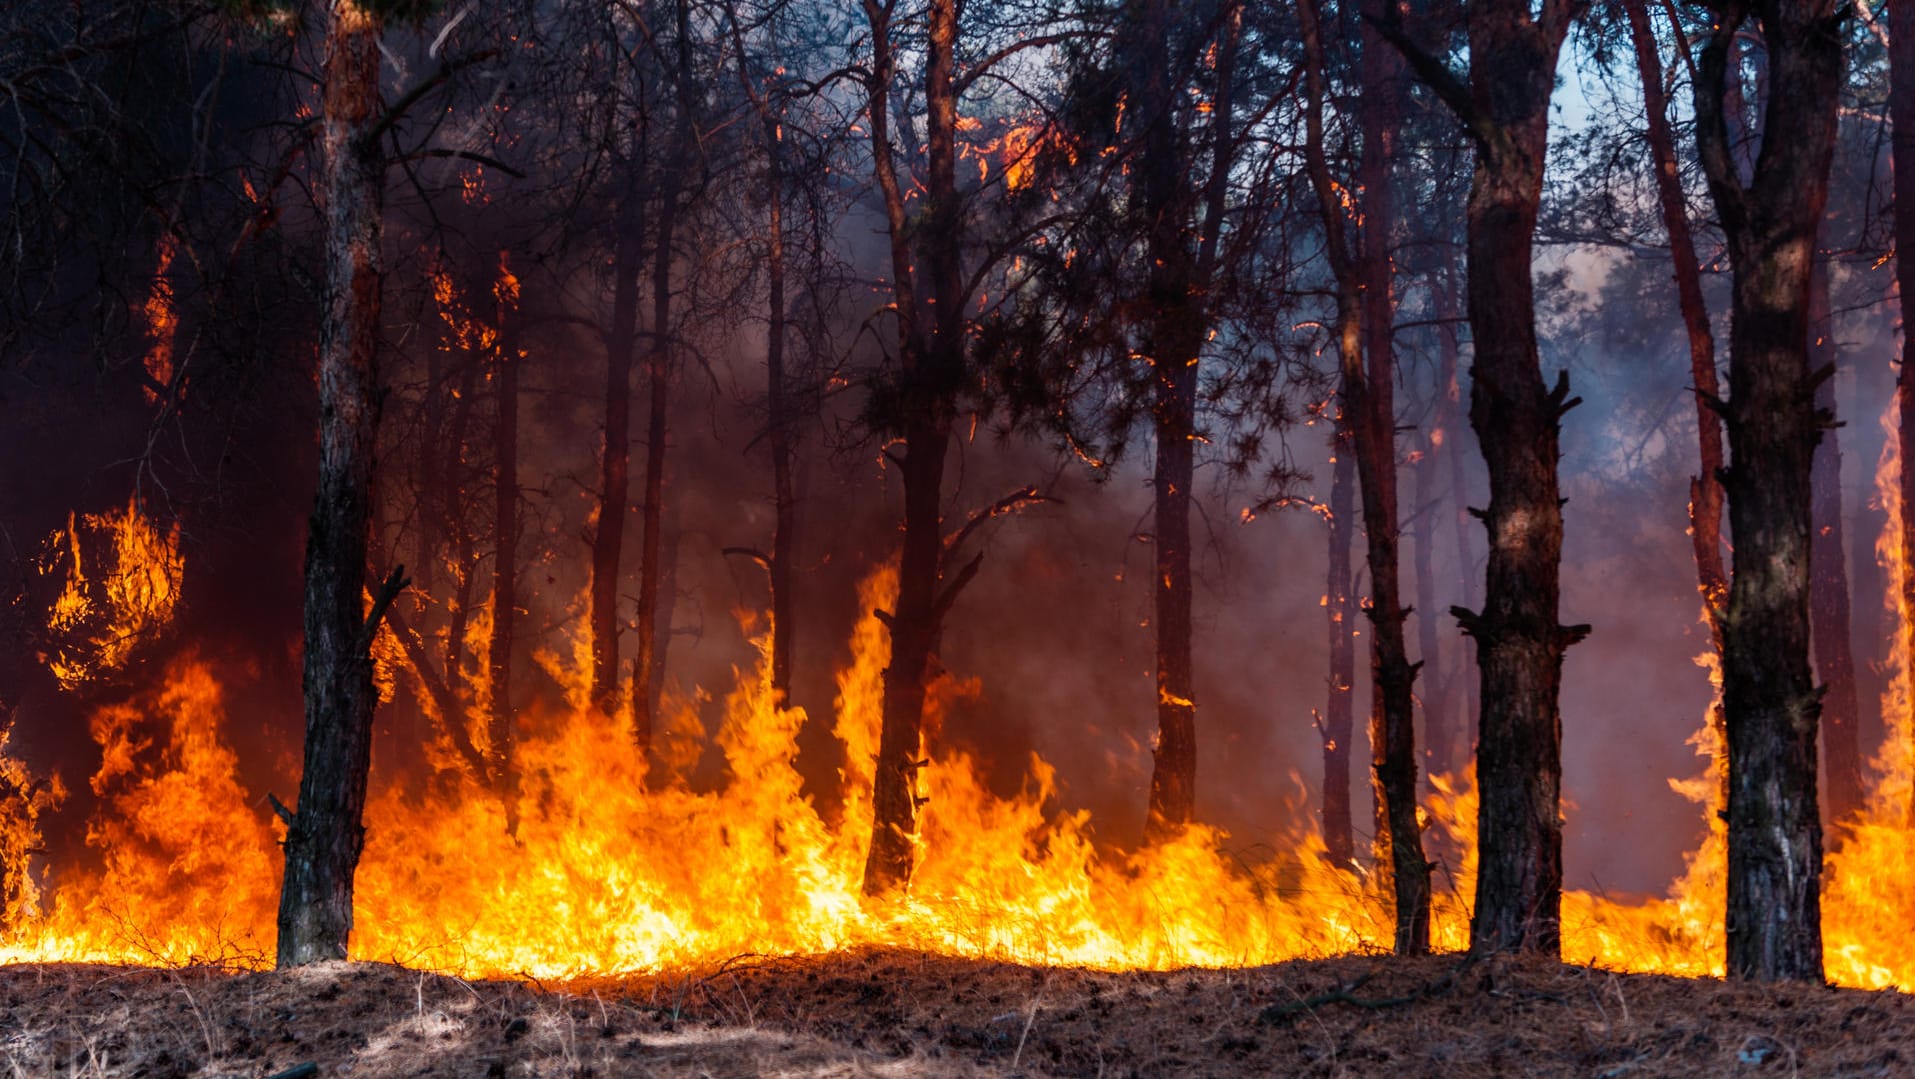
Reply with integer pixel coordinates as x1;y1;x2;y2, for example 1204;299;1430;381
2;564;1915;988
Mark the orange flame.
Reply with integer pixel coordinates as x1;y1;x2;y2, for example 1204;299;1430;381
141;235;178;405
40;500;184;692
11;475;1915;985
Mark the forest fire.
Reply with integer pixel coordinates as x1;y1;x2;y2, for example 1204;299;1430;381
12;1;1915;1073
5;526;1915;988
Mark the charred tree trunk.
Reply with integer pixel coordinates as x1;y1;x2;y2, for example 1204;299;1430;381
766;134;798;703
1692;0;1840;982
859;0;962;895
1413;428;1449;778
1890;0;1915;824
1300;0;1428;953
277;2;392;969
1145;332;1199;840
1356;0;1428;955
489;290;520;835
417;349;445;598
630;260;671;754
649;489;684;724
632;3;694;754
1436;262;1477;746
1324;441;1357;869
726;21;799;703
752;65;797;703
1384;0;1587;957
591;180;644;720
1810;254;1864;826
1440;262;1478;751
1137;0;1240;842
442;356;481;702
1136;0;1199;840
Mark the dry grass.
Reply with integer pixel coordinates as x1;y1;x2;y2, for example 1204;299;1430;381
3;949;1912;1076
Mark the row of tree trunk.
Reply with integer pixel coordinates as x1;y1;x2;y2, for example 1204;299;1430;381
277;0;1874;990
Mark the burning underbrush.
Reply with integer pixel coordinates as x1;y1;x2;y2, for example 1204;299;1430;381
6;548;1915;991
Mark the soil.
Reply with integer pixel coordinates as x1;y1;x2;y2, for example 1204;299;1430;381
2;948;1911;1076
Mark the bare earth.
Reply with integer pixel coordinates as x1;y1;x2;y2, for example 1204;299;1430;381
2;949;1911;1076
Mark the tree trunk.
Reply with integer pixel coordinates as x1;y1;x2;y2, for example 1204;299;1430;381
632;5;693;754
416;346;444;598
489;276;520;835
591;179;644;720
1810;254;1863;826
649;486;684;725
1890;0;1915;825
765;104;796;703
1436;262;1477;747
1300;0;1428;952
859;0;962;895
1356;0;1428;955
1146;333;1199;840
1387;0;1587;956
442;356;481;702
630;265;671;754
1324;440;1357;868
277;1;388;969
1624;0;1729;645
1692;0;1840;982
1413;427;1449;778
1137;0;1198;840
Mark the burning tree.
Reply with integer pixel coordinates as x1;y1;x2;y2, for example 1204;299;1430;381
848;0;1075;896
274;0;401;969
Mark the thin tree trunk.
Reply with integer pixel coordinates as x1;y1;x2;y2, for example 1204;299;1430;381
766;121;797;704
1324;440;1357;868
488;276;520;835
1624;0;1729;645
443;356;481;700
859;0;961;895
632;2;693;754
726;15;799;704
1356;0;1428;955
1300;0;1428;952
1413;428;1449;778
277;1;390;969
649;488;683;724
1139;0;1240;841
1436;262;1477;744
1890;0;1915;825
1692;0;1840;982
1853;478;1886;755
591;180;644;720
1810;254;1864;826
417;348;444;598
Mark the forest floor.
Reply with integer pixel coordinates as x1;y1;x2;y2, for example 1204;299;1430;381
2;947;1912;1077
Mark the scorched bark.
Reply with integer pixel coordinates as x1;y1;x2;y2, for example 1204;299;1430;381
277;1;393;970
1381;0;1589;956
1691;0;1841;982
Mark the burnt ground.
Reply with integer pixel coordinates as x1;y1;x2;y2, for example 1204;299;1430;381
2;948;1912;1077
